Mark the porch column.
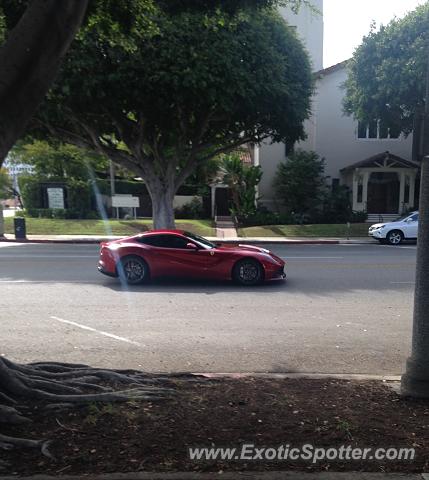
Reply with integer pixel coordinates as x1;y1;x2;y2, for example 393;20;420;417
362;171;370;212
409;172;417;209
399;171;406;214
352;172;359;211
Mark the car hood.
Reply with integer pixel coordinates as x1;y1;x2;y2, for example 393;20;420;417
369;223;386;229
216;243;271;254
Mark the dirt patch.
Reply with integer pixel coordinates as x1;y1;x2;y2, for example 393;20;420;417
2;378;429;475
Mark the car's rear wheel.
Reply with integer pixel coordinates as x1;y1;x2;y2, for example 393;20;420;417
233;259;263;286
118;255;149;285
386;230;404;246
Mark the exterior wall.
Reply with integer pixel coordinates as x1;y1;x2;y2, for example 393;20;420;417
279;0;324;71
259;1;323;209
259;65;415;212
304;67;413;182
258;141;285;210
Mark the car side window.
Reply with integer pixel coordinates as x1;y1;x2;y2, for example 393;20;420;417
158;235;189;249
138;234;189;249
410;214;418;222
137;235;165;246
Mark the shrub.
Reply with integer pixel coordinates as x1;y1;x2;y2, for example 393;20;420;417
273;150;326;217
174;197;204;219
239;207;294;226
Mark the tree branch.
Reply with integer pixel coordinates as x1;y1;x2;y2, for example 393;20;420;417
0;0;89;164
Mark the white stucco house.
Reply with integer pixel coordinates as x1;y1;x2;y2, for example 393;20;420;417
254;0;419;221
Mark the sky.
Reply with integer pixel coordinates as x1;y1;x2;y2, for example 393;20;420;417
323;0;427;67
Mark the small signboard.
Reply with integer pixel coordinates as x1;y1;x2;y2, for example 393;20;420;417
111;195;140;208
47;188;65;209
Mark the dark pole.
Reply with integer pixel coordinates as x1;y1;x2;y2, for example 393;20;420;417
401;49;429;397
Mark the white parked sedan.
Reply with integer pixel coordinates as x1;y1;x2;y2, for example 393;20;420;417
368;211;419;245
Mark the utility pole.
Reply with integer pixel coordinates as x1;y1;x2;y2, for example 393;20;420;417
401;49;429;397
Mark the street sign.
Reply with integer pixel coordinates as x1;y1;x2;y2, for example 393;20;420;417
111;195;140;208
47;187;65;209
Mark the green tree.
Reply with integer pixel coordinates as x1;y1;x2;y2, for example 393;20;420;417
221;153;262;220
343;3;429;159
0;0;314;456
9;141;109;180
0;167;11;198
36;1;313;228
273;150;326;217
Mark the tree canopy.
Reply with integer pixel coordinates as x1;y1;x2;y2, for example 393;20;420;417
9;141;109;180
343;3;429;148
34;0;313;228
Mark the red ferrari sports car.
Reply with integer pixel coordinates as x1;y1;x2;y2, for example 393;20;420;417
98;230;285;286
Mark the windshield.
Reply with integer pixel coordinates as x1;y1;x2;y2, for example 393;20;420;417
184;231;216;249
394;213;417;222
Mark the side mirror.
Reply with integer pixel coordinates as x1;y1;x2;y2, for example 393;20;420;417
186;242;198;250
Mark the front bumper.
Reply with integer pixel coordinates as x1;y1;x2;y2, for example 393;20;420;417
368;229;385;239
98;262;118;278
266;265;286;281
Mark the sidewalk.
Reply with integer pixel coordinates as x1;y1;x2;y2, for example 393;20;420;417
0;233;375;245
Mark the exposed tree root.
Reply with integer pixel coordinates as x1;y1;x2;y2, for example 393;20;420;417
0;356;174;462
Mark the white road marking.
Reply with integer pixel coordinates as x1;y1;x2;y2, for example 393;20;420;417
390;281;415;284
50;316;142;346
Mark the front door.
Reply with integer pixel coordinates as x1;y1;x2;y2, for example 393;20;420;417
215;188;231;216
367;172;400;213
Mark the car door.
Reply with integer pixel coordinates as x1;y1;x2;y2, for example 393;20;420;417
152;234;209;278
405;213;419;239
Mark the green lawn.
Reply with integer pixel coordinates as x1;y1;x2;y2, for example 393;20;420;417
4;218;215;237
238;223;369;238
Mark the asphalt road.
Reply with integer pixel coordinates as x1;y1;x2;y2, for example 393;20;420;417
0;241;417;375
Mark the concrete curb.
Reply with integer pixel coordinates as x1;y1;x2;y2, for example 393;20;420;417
0;471;424;480
195;372;401;382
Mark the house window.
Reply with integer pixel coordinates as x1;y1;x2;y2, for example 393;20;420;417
332;178;340;192
357;120;400;140
285;141;295;157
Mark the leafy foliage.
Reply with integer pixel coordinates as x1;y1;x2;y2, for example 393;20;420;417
221;153;262;219
343;3;429;136
273;150;326;217
34;0;313;227
0;167;11;198
9;141;109;180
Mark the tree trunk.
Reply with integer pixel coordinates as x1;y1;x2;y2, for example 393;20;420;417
150;187;176;230
401;156;429;397
0;0;89;165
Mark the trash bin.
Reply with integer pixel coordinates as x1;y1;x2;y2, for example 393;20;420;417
14;217;26;240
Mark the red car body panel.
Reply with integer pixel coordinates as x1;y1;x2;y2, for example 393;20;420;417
98;230;285;282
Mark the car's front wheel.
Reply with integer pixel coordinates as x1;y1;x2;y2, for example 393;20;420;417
118;255;149;285
233;259;264;286
386;230;404;246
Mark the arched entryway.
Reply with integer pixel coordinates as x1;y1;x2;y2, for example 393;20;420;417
367;172;400;214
